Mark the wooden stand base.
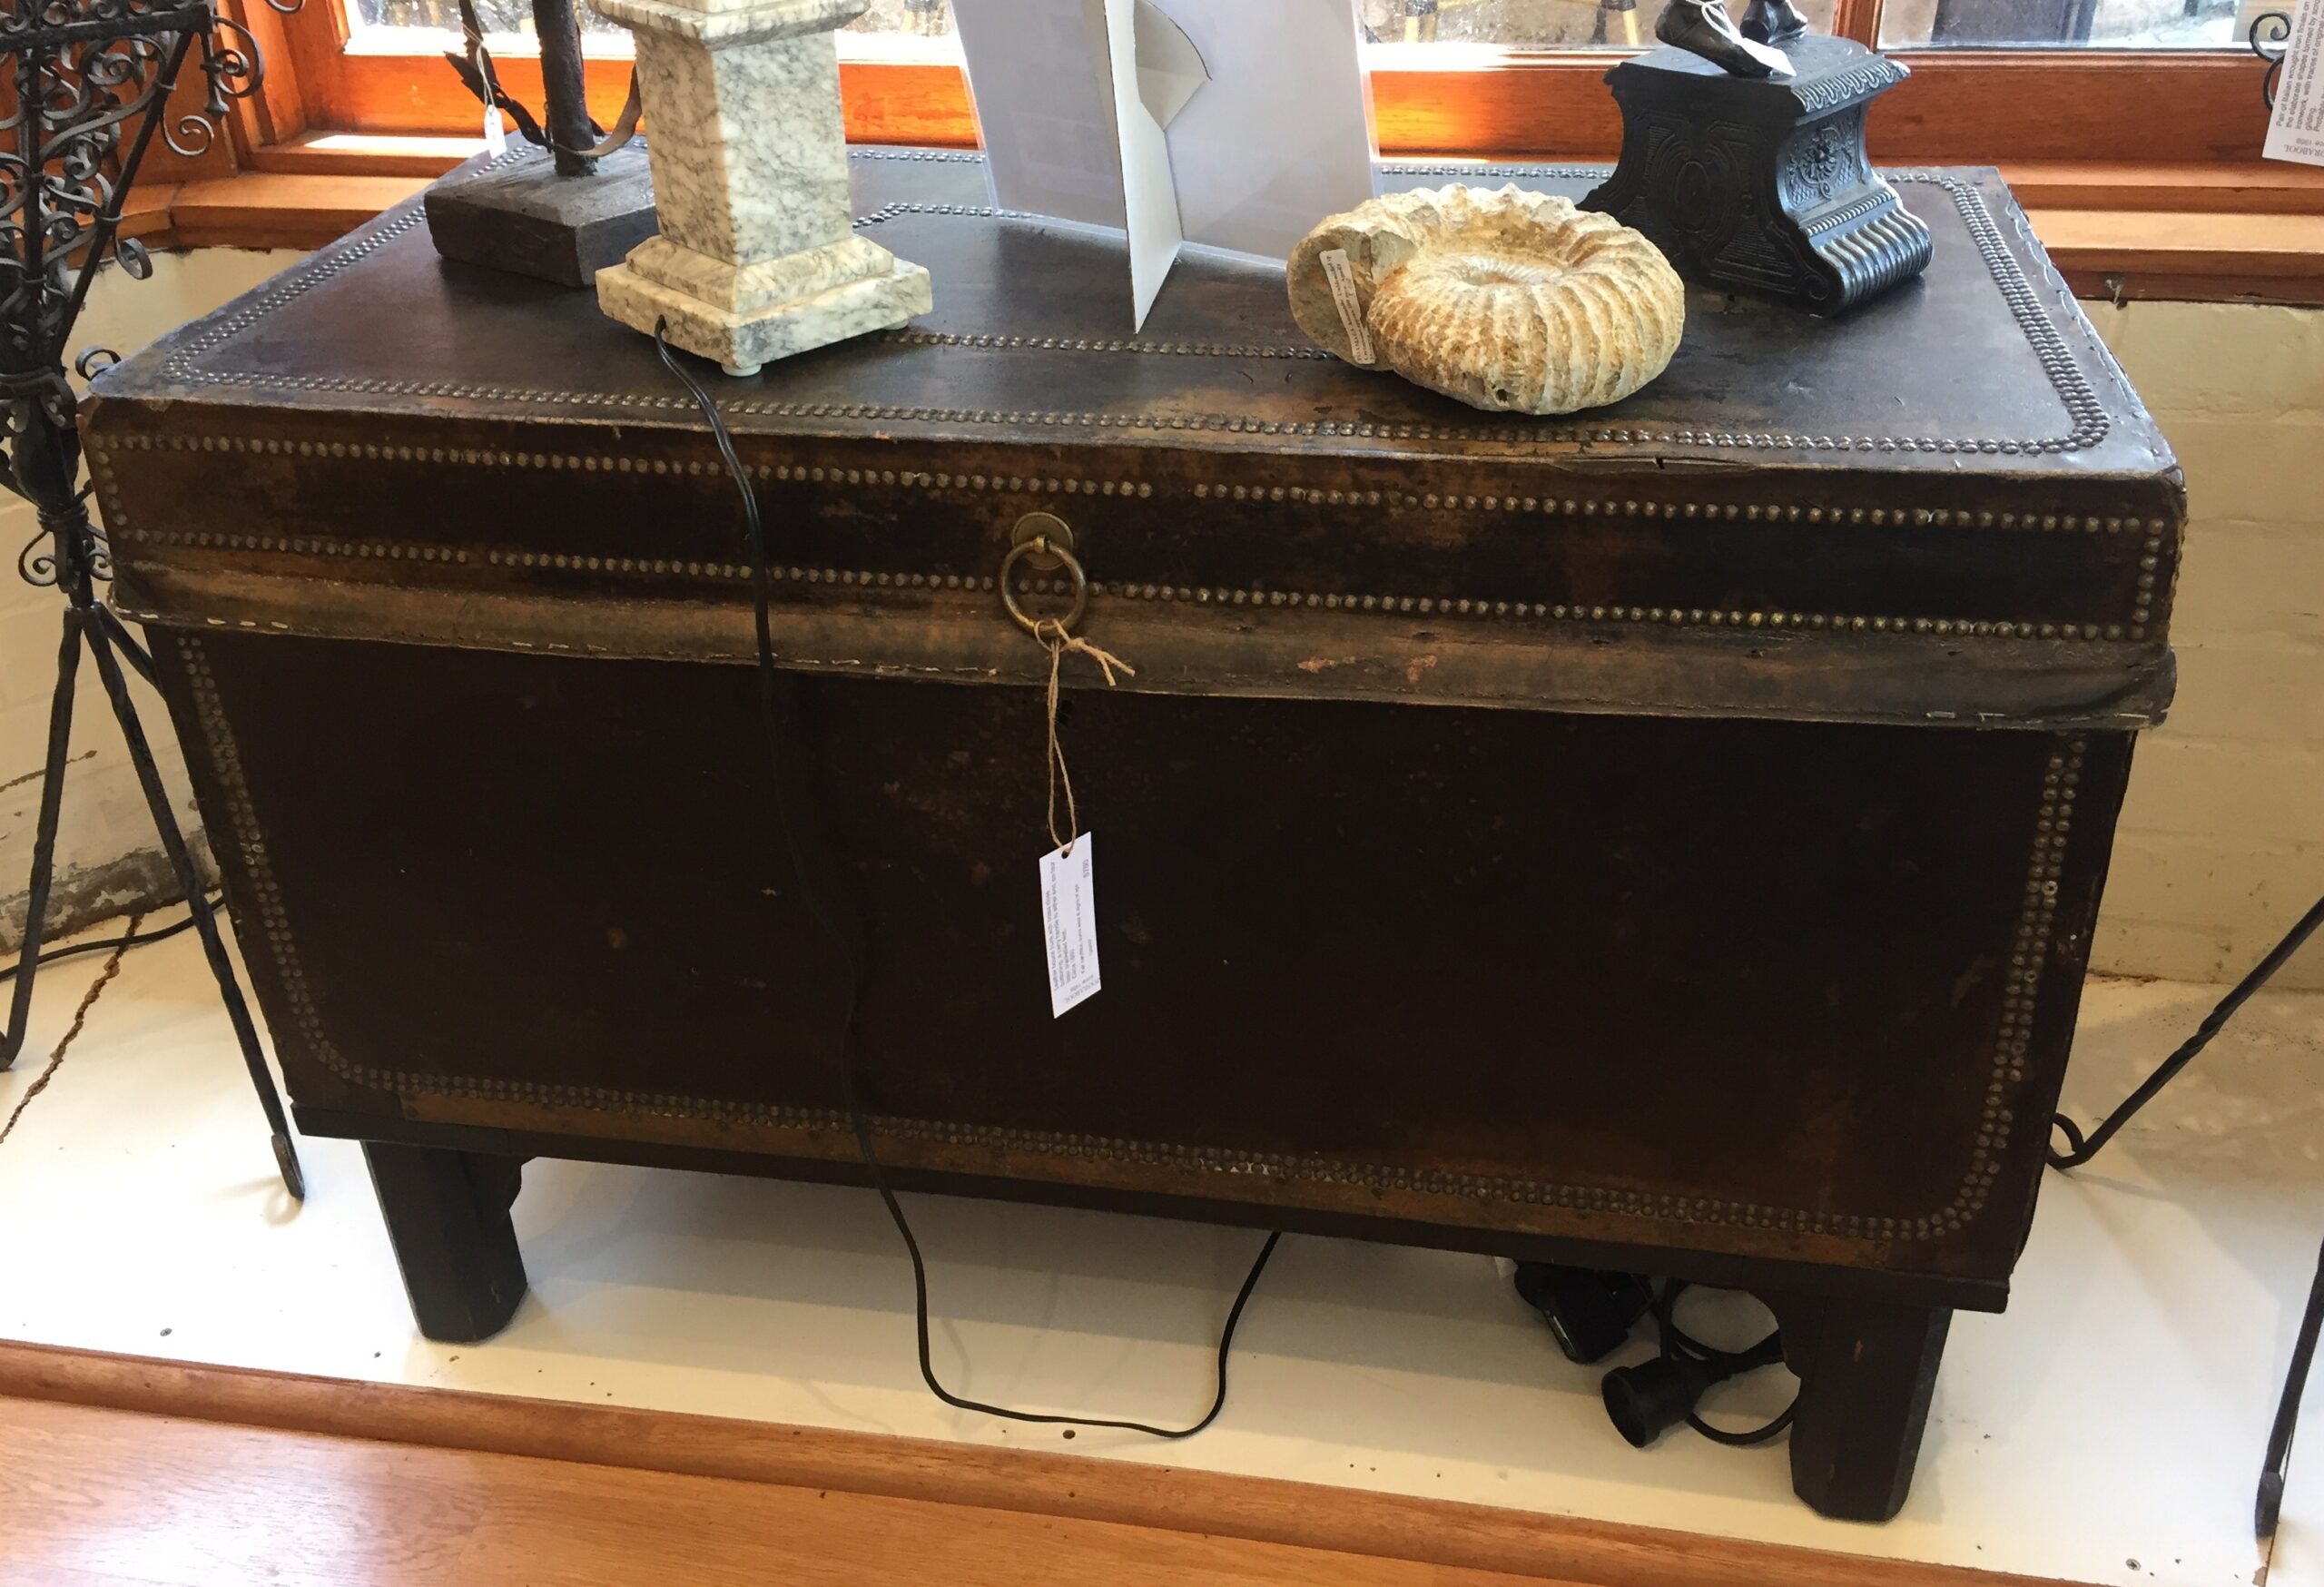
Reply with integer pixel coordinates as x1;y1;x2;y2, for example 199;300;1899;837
364;1143;529;1343
424;143;658;290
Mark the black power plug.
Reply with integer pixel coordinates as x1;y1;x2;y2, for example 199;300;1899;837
1602;1352;1728;1447
1512;1261;1656;1365
1602;1281;1793;1449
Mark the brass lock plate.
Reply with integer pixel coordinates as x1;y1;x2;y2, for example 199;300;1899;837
1011;511;1074;570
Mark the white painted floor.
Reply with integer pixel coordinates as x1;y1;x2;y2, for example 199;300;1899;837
3;917;2321;1587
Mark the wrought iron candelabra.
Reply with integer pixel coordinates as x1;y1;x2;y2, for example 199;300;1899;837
2253;10;2292;109
1;0;302;1197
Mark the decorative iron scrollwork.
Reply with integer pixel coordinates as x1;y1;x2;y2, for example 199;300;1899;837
0;0;310;1208
4;0;299;586
82;512;113;581
2253;11;2292;109
15;527;57;586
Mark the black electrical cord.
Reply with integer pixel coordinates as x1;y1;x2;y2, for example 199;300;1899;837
1657;1281;1797;1447
653;321;1280;1439
0;890;222;987
2039;891;2324;1541
2049;891;2324;1170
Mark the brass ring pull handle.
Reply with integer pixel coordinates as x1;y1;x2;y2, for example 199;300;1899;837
999;536;1089;637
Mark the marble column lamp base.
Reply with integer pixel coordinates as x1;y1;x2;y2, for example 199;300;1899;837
598;233;931;377
587;0;931;379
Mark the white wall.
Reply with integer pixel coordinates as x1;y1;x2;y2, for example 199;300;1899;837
2086;301;2324;990
2;256;2319;990
0;249;304;952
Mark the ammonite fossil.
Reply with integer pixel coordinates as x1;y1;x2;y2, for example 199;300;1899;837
1287;184;1686;416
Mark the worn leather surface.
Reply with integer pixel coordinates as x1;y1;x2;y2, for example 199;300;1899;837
157;619;2126;1300
86;152;2181;730
103;152;2167;476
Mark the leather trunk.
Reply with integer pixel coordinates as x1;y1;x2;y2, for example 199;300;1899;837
84;149;2179;1340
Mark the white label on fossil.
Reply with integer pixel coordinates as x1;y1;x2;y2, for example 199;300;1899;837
1318;248;1375;366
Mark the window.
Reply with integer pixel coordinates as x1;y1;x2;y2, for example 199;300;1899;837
1354;0;1837;46
254;0;2278;166
1881;0;2244;48
346;0;957;35
159;0;2308;295
342;0;1841;45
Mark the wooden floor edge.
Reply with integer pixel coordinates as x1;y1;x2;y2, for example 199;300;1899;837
0;1339;2083;1587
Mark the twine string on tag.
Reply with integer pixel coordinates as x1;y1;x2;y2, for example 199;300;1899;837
1035;616;1133;855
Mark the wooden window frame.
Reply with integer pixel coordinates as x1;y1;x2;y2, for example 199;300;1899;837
136;0;2324;301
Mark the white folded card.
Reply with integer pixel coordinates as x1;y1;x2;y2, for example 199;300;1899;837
2264;0;2324;169
954;0;1374;329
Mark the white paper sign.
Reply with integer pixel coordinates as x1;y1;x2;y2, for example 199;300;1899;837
1039;833;1103;1017
1099;0;1186;330
1134;0;1209;133
2265;0;2324;168
956;0;1373;325
955;0;1131;231
1146;0;1375;262
954;0;1187;327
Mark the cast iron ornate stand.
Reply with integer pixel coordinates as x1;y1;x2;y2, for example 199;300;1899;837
1583;28;1931;315
1;0;303;1198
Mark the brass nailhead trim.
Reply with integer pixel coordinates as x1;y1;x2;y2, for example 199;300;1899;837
106;431;2164;637
849;148;985;163
153;159;2112;459
110;429;2153;530
180;630;2079;1248
2131;527;2165;641
884;326;1331;360
113;521;2143;644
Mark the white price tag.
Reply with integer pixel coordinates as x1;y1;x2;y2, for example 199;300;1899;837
1318;248;1375;367
2266;1;2324;167
1039;833;1103;1018
477;46;509;157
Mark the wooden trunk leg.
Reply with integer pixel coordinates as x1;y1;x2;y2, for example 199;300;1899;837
1768;1294;1952;1522
363;1142;528;1344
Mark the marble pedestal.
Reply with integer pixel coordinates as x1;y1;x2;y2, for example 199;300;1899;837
588;0;931;376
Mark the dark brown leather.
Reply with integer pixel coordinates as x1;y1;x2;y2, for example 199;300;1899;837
86;152;2181;730
88;152;2172;1314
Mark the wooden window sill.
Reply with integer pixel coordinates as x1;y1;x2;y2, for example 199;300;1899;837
125;172;435;251
133;150;2324;306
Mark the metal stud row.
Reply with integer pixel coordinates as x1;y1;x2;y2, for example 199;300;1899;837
148;165;2112;460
